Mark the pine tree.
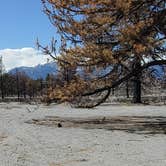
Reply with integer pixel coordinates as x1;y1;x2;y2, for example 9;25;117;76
41;0;166;107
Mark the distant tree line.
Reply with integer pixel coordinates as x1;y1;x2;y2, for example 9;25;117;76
0;67;165;103
0;71;58;101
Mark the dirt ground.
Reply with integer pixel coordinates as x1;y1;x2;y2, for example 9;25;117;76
0;102;166;166
26;115;166;134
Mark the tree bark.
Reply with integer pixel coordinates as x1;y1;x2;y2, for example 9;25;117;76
132;75;141;103
132;58;142;103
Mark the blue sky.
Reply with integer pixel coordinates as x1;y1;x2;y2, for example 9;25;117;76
0;0;58;70
0;0;56;49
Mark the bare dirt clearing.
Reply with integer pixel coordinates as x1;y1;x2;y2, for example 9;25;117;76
0;102;166;166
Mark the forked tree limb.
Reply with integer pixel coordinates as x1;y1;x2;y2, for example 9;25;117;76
83;60;166;97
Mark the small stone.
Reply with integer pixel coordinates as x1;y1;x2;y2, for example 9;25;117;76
57;123;62;128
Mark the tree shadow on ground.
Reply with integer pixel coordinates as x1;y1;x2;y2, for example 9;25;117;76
26;116;166;135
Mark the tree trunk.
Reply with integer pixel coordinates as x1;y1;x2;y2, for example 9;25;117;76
23;81;26;99
0;74;4;99
16;71;20;101
132;58;142;103
126;81;129;98
40;79;43;96
133;75;141;103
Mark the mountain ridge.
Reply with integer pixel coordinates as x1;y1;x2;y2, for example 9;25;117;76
8;62;165;80
9;62;58;80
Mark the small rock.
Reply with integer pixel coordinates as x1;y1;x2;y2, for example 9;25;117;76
57;123;62;128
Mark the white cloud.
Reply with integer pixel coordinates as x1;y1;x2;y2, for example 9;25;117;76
0;47;52;71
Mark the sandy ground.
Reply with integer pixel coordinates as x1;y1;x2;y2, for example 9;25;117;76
0;102;166;166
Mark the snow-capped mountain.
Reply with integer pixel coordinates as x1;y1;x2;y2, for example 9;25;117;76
9;62;58;80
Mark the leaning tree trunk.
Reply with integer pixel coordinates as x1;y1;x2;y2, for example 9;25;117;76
132;58;142;103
